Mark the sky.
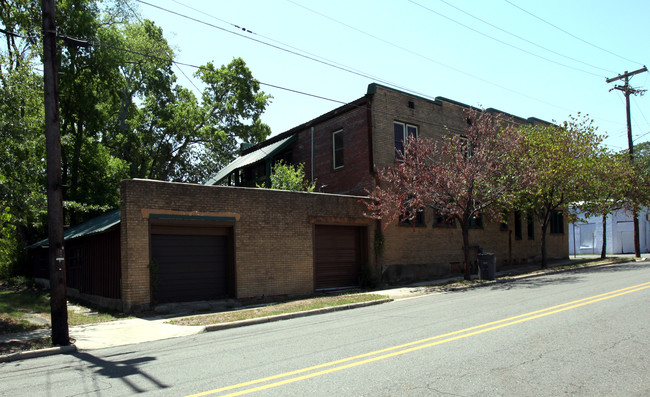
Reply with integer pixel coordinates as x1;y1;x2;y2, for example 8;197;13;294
136;0;650;152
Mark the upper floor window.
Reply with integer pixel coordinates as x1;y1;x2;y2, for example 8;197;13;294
394;121;418;160
332;129;344;169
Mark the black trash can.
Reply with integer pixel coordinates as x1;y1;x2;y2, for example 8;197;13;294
477;253;496;280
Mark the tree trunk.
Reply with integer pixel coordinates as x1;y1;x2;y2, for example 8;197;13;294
540;215;549;269
461;224;471;281
600;215;607;259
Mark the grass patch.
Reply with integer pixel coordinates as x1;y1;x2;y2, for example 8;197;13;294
0;281;128;336
170;293;389;326
0;286;51;335
0;337;53;355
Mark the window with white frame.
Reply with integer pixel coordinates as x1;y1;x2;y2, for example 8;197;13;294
332;129;344;169
394;121;418;160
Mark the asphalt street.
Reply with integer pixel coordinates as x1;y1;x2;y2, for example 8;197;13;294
1;261;649;396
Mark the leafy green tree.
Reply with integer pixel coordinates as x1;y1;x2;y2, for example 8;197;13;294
517;115;606;268
264;161;316;192
0;0;272;275
630;141;650;209
573;151;633;258
0;3;47;274
120;57;272;183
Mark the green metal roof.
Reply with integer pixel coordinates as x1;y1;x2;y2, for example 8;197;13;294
28;209;120;248
204;134;296;185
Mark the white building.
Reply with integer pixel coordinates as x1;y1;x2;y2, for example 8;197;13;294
569;208;650;255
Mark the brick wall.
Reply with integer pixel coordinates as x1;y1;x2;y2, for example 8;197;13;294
292;101;374;196
370;85;448;170
120;179;374;310
379;209;568;282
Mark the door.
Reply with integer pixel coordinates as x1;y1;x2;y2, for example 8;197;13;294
314;225;365;290
150;228;230;303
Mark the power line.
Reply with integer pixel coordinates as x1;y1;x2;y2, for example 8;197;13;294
0;23;617;140
408;0;604;78
140;0;637;137
134;0;432;100
504;0;644;66
285;0;581;116
107;2;632;134
166;0;422;98
435;0;615;74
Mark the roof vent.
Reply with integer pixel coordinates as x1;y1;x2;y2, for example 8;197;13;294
408;101;415;109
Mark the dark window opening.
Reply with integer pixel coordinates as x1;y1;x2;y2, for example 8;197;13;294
241;162;266;187
394;121;418;160
550;210;564;234
434;210;455;228
469;214;483;229
400;210;425;226
499;212;508;231
527;214;535;240
333;130;344;169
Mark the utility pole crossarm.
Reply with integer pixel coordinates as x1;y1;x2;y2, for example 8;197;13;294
606;66;648;83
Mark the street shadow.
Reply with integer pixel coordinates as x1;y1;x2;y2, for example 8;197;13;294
490;275;583;291
569;261;650;274
490;261;650;291
73;351;169;393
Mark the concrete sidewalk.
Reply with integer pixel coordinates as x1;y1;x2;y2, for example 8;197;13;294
1;255;643;362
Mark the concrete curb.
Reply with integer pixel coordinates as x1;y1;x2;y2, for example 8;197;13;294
0;344;77;363
203;298;393;332
0;258;635;362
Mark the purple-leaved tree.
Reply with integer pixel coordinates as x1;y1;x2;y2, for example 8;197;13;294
365;108;526;280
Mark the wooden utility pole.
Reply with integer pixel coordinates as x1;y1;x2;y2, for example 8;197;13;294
606;66;648;259
42;0;70;346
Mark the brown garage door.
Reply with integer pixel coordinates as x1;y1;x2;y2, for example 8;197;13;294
151;231;229;303
314;225;365;290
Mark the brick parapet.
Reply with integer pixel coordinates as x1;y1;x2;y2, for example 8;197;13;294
120;179;375;309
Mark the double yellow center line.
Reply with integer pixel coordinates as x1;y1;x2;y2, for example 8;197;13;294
189;281;650;397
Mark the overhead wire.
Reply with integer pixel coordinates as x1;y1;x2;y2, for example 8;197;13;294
503;0;644;66
120;0;202;93
98;2;643;139
407;0;604;78
434;0;615;74
166;0;423;99
134;0;433;101
0;5;631;144
284;0;579;116
0;26;473;135
142;0;637;143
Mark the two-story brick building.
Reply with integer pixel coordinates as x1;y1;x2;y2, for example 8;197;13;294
207;83;567;281
32;83;568;312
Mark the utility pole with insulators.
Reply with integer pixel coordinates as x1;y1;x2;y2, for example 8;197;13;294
42;0;70;346
606;66;648;259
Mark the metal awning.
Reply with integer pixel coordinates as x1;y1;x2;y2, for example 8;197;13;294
205;134;296;185
28;210;120;248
